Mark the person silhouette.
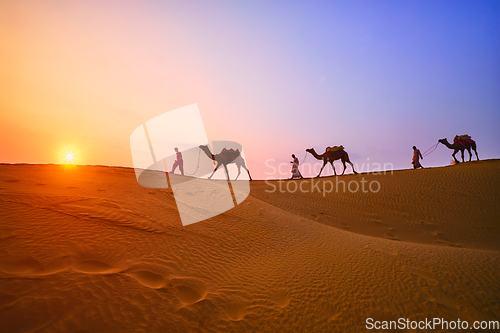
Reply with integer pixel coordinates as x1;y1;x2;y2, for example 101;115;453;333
412;146;424;169
290;154;303;179
171;147;184;175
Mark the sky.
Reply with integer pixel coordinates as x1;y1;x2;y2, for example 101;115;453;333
1;0;499;179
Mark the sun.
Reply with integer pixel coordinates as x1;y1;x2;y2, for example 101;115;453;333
59;149;79;164
65;153;74;163
56;139;84;165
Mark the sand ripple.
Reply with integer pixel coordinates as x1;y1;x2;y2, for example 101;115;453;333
0;162;498;332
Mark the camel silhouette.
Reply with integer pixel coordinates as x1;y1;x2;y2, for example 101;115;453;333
306;147;358;177
199;145;252;181
438;138;479;163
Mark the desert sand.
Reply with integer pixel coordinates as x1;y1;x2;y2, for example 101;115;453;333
0;160;499;332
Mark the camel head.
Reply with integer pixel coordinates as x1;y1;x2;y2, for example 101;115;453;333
305;148;314;153
438;138;447;144
199;145;212;152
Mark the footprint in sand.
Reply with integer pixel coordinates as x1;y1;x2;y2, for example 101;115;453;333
0;255;86;276
35;256;72;275
410;277;473;321
430;232;461;247
323;306;342;323
170;277;208;304
369;217;389;229
225;302;249;321
313;213;332;222
0;255;44;274
419;220;433;225
70;257;121;274
403;266;439;286
403;266;466;315
123;264;173;289
270;289;291;308
365;244;398;256
384;232;399;241
422;287;473;320
126;270;168;289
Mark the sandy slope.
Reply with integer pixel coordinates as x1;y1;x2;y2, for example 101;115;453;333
0;161;499;332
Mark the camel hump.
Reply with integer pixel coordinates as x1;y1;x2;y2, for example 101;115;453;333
325;145;344;153
324;145;345;159
219;148;241;163
454;134;471;142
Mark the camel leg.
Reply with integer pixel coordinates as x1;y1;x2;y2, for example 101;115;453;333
208;162;222;179
467;148;472;162
317;161;327;177
460;150;465;163
341;160;346;176
235;165;241;180
223;164;230;181
474;149;480;161
242;164;252;181
331;161;337;176
343;153;358;174
349;161;357;174
452;150;460;163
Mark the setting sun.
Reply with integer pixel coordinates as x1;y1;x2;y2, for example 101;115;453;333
60;150;77;164
57;142;83;165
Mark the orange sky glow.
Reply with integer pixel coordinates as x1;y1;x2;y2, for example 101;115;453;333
2;1;499;179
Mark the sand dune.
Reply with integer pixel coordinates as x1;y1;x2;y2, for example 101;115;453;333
0;161;499;332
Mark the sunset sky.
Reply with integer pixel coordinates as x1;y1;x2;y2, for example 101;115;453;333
1;0;499;179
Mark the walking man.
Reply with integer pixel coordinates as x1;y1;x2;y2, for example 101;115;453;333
290;154;304;179
412;146;424;169
171;147;184;175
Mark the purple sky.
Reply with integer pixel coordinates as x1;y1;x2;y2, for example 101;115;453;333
2;0;499;178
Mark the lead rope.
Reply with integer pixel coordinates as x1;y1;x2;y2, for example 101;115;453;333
184;149;202;176
300;150;308;165
422;142;440;157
